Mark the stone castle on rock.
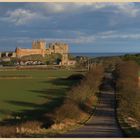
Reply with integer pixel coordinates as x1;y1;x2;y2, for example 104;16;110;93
0;40;75;66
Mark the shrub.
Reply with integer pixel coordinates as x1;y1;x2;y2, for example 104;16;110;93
85;65;104;92
0;126;17;137
115;61;140;120
54;64;104;124
68;83;93;106
66;74;84;81
81;95;97;114
67;65;104;106
17;121;42;135
19;120;42;130
55;100;82;123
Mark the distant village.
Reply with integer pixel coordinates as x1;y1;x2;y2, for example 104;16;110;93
0;40;78;66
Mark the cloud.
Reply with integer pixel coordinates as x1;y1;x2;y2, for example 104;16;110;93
113;3;140;17
37;35;96;44
90;3;140;17
2;30;140;45
0;37;32;45
31;3;140;17
1;3;139;27
3;9;40;25
97;31;140;40
48;31;140;44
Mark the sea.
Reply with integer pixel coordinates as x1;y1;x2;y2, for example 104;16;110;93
70;52;140;58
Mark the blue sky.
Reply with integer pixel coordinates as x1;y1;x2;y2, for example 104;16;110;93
1;2;140;52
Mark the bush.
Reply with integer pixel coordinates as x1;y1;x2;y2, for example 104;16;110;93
68;83;93;106
19;120;42;130
54;64;104;124
115;61;140;119
80;95;97;114
55;100;82;123
17;121;42;135
85;65;104;92
66;74;84;80
0;126;17;137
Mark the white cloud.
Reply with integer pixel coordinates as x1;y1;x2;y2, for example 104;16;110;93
1;30;140;47
42;35;96;44
31;3;85;14
50;31;140;44
112;3;140;17
97;31;140;40
86;3;140;17
24;32;140;44
4;9;39;25
45;3;66;13
33;3;140;17
1;3;139;26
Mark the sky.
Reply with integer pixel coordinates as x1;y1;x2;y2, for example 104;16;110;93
1;2;140;52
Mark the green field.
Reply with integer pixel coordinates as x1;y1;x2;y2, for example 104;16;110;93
0;69;82;120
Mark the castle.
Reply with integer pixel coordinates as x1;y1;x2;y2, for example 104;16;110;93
0;40;76;66
16;40;47;58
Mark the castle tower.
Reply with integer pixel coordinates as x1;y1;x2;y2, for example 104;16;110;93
61;53;69;65
32;40;46;50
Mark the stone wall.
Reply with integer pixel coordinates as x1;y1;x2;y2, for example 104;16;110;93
16;48;46;58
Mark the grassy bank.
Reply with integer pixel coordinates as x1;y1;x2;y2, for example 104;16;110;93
113;61;140;137
117;112;140;137
45;64;104;136
0;64;104;137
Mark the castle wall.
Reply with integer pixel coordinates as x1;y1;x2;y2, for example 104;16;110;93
16;48;46;58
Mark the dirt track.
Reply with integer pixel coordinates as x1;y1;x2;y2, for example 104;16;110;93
57;73;123;138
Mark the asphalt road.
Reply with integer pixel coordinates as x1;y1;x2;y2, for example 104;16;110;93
57;73;123;138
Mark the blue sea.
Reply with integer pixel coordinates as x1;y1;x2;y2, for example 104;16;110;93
70;52;140;58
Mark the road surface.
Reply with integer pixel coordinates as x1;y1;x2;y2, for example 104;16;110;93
57;73;123;138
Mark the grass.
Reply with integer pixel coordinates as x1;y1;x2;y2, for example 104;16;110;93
0;69;82;120
117;113;140;137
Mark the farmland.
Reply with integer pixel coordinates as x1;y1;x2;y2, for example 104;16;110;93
0;69;82;120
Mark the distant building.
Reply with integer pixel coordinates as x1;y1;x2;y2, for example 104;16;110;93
2;57;11;62
0;52;16;58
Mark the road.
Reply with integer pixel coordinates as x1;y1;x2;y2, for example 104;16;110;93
57;73;123;138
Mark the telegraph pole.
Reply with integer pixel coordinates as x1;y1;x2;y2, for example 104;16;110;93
87;58;90;71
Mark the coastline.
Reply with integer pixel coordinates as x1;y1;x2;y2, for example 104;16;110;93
70;52;140;58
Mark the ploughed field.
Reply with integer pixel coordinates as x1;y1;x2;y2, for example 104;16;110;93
0;69;81;120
